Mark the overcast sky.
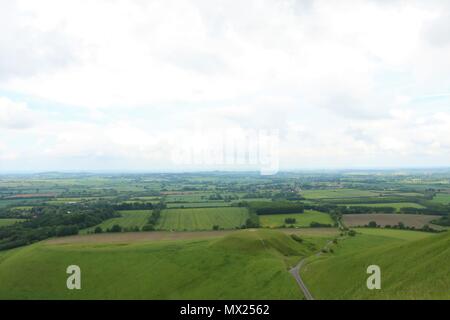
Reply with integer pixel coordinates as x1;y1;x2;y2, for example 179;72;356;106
1;0;450;172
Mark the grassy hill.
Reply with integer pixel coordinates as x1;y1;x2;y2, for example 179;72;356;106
0;229;323;299
301;229;449;299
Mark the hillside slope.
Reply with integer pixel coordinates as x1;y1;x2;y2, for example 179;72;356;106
0;229;319;299
301;230;450;299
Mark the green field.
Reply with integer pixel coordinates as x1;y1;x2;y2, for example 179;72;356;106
158;207;249;231
342;202;425;211
164;194;212;203
0;229;324;299
301;189;380;199
431;193;450;205
166;202;230;208
260;210;334;228
301;229;449;299
0;219;25;227
354;228;437;241
82;210;152;233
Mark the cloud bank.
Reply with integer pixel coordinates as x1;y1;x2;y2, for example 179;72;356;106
1;0;450;171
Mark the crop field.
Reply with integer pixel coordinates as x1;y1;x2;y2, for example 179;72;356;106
301;189;381;199
0;219;26;227
0;229;326;299
166;202;231;208
342;214;440;229
259;210;334;228
300;230;449;299
158;208;249;231
82;210;152;234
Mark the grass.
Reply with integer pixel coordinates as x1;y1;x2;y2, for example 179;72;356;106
0;219;26;227
158;207;249;231
301;189;380;199
166;202;230;208
342;202;425;211
259;210;334;228
354;227;437;241
430;193;450;205
164;194;212;203
81;210;152;234
0;229;324;299
301;229;448;299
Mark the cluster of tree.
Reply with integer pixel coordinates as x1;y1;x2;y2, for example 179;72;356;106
309;221;333;228
304;203;397;214
358;221;442;233
93;225;141;233
141;202;166;231
244;201;304;215
400;206;449;216
338;206;396;214
0;203;119;251
112;202;154;210
208;194;239;201
432;215;450;227
0;208;33;219
284;217;296;224
324;196;416;205
59;189;119;198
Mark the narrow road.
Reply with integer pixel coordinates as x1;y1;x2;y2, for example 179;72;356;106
289;240;334;300
289;258;314;300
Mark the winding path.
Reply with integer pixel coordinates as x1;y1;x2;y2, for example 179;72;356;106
289;240;334;300
289;258;314;300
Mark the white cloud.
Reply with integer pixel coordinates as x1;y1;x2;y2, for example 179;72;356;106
0;97;36;129
1;0;450;171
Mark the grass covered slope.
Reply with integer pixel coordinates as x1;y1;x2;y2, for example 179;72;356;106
0;229;318;299
301;230;449;299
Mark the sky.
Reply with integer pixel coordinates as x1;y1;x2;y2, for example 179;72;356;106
1;0;450;173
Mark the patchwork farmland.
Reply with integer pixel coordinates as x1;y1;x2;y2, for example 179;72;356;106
0;171;449;300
